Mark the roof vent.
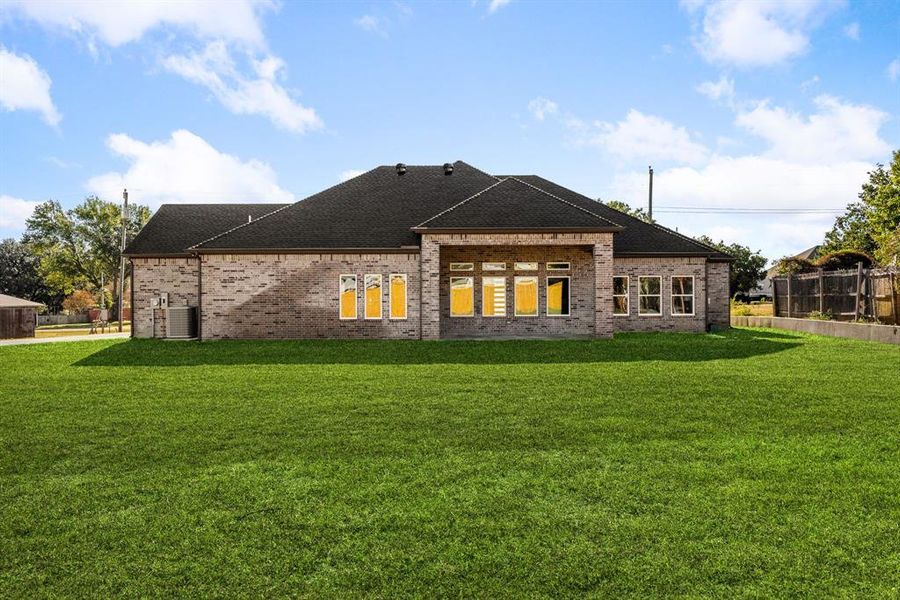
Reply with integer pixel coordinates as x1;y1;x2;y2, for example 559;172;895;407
248;215;252;223
443;163;454;175
396;163;407;175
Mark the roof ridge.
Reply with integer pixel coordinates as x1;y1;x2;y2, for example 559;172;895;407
413;177;510;228
454;160;502;182
507;176;622;228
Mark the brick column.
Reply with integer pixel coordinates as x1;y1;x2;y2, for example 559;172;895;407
593;235;614;338
420;235;441;340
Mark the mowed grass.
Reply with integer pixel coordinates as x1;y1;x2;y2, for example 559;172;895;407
1;329;898;598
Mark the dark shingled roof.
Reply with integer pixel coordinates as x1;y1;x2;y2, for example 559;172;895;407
413;177;620;231
126;161;731;260
124;204;288;255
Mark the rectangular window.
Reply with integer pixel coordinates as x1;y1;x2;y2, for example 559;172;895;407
514;276;538;316
638;276;662;316
482;262;506;271
671;276;695;316
547;276;571;316
450;277;474;317
450;262;473;271
364;274;382;319
613;276;629;316
389;274;407;319
339;274;357;320
547;262;570;271
482;276;506;317
514;262;538;271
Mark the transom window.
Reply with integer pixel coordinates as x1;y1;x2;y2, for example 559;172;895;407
364;274;382;319
613;276;629;316
339;274;357;320
514;276;539;316
671;276;695;316
450;277;474;317
450;262;474;271
638;276;662;316
547;262;570;271
389;274;407;319
514;262;538;271
547;276;570;316
482;276;507;317
482;262;506;271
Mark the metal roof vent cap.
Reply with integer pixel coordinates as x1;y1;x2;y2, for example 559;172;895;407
396;163;407;175
443;163;454;175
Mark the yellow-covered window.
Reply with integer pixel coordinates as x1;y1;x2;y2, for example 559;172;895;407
547;276;570;316
390;274;407;319
364;274;382;319
339;274;357;320
450;277;474;317
515;276;538;316
482;276;506;317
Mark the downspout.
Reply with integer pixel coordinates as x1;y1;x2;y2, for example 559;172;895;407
129;258;135;338
704;260;709;332
197;252;203;341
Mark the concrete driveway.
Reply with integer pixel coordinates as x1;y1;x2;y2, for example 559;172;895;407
0;333;130;346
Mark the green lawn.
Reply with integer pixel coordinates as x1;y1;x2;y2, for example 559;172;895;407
1;329;898;597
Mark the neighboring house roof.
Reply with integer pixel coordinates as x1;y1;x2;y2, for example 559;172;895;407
125;161;732;260
124;204;288;255
0;293;42;308
413;177;620;231
764;245;822;278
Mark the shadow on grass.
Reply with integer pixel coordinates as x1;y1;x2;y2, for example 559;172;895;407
74;328;802;367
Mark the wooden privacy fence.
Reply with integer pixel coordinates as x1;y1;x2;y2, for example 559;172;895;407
772;264;899;324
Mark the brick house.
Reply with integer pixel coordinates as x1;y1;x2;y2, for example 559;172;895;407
124;161;732;340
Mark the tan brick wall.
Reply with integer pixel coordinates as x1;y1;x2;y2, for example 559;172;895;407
706;261;731;330
200;253;420;340
131;257;199;338
611;257;708;332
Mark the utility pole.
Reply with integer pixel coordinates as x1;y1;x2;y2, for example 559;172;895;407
648;165;654;222
118;188;128;332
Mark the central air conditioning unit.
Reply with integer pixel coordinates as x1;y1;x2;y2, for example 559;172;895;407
166;306;198;339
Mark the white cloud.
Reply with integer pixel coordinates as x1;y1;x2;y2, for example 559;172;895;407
800;75;820;91
577;110;709;166
696;76;735;104
340;169;366;182
682;0;837;67
842;22;860;41
0;0;271;48
355;15;387;37
528;97;558;121
0;46;61;125
86;130;294;208
488;0;512;13
0;195;39;230
162;41;322;134
888;58;900;82
735;95;890;164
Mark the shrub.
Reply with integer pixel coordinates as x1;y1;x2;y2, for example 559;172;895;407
807;310;833;321
815;250;876;271
775;257;817;274
62;290;96;314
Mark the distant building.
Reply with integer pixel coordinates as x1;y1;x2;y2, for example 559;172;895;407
750;245;821;300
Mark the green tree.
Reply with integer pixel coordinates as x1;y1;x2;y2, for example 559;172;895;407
822;150;900;264
602;200;654;223
695;236;768;297
0;238;65;311
24;197;151;319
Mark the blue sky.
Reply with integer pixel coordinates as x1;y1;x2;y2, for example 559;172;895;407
1;0;898;262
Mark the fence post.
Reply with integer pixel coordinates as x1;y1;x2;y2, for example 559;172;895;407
890;271;898;325
772;278;778;316
786;274;792;318
818;268;824;314
854;262;863;320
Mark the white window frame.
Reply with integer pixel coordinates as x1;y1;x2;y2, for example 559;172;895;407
481;276;507;317
339;274;357;320
514;276;539;317
638;275;663;317
364;274;383;320
449;276;474;318
671;275;695;317
514;262;538;271
482;262;506;271
546;275;571;317
613;275;629;316
389;273;407;320
546;261;570;271
450;262;474;272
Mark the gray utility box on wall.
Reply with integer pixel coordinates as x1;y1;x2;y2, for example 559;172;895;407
166;306;198;338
